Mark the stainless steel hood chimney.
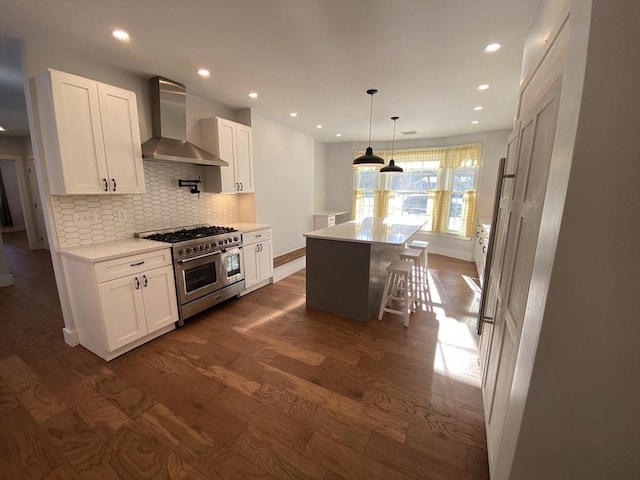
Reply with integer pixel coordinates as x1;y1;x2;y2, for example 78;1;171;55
141;77;228;167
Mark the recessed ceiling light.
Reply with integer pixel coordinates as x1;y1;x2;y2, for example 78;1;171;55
484;42;502;52
336;133;342;137
316;125;323;129
472;120;479;124
197;69;210;77
473;106;484;111
478;84;490;90
290;112;298;117
248;92;258;99
112;29;130;41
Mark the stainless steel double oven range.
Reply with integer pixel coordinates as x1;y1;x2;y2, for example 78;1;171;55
136;225;244;326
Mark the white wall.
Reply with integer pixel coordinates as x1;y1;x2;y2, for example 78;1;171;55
314;140;328;211
251;110;315;256
323;130;509;260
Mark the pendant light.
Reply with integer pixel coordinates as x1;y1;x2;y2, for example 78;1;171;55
353;89;384;165
380;116;403;173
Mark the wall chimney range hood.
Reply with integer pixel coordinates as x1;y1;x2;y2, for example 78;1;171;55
141;76;228;167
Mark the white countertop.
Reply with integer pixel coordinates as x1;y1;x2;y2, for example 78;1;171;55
304;218;425;246
229;223;271;233
58;238;170;263
314;210;348;217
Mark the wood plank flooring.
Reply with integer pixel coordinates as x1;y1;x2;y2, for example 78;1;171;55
0;231;488;479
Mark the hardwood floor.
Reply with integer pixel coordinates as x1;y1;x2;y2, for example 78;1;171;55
0;231;488;479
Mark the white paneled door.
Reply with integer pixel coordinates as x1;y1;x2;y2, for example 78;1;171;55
481;77;563;468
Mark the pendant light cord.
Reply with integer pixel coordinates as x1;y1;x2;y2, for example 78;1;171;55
368;94;374;146
391;117;397;158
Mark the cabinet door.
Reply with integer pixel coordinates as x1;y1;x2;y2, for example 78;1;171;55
98;84;145;194
235;123;254;192
140;265;179;332
257;240;273;282
98;276;146;351
49;70;109;194
243;243;260;289
216;118;239;193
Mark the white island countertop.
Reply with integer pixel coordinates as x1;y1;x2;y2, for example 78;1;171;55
58;238;170;263
304;218;425;246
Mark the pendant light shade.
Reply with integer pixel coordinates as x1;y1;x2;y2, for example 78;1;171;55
353;89;384;165
380;116;404;173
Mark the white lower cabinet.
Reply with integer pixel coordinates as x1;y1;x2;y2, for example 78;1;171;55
62;247;178;360
97;264;177;351
242;228;273;291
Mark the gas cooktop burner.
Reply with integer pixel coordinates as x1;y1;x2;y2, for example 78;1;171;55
141;225;237;243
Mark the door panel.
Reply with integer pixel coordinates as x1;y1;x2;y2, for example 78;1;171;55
142;266;178;332
98;276;146;351
481;77;563;468
98;84;145;193
50;71;108;194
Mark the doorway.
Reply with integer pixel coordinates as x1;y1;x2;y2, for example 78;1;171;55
0;155;48;250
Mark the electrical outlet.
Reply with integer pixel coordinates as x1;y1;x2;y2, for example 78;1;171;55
73;210;98;226
115;209;127;223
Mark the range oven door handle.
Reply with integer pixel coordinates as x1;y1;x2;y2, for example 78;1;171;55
177;251;221;264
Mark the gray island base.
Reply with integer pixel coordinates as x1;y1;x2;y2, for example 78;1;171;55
304;218;425;322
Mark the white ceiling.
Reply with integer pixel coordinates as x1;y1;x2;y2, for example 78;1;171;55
0;0;539;143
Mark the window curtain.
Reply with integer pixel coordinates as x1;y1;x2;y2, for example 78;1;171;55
461;190;477;237
352;143;481;237
374;190;394;218
431;190;451;233
0;166;13;228
351;189;365;220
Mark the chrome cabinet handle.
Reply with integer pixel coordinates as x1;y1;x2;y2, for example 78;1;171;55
143;275;148;287
240;182;243;191
112;178;117;192
103;178;108;191
134;277;140;289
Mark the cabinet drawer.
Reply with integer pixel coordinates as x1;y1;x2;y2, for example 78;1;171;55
94;249;172;283
243;229;271;245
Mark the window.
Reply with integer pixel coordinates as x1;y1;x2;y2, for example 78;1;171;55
352;143;481;237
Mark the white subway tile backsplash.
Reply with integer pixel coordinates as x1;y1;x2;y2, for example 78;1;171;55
53;161;241;248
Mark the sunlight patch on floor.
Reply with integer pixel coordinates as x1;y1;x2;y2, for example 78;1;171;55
432;306;482;387
240;295;306;331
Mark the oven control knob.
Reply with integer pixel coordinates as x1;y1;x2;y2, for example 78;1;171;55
186;247;193;254
178;249;186;255
218;240;224;246
196;245;202;251
234;236;239;241
204;243;210;250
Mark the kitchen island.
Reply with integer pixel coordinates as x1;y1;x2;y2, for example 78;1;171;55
304;217;425;321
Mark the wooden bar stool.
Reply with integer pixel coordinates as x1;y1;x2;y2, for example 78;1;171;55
408;240;429;281
378;260;414;327
399;248;422;303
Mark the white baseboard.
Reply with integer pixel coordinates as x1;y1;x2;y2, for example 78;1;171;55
62;327;79;346
273;256;305;283
428;246;474;262
0;273;14;287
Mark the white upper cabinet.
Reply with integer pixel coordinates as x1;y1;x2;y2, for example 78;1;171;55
36;69;145;195
200;117;254;193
